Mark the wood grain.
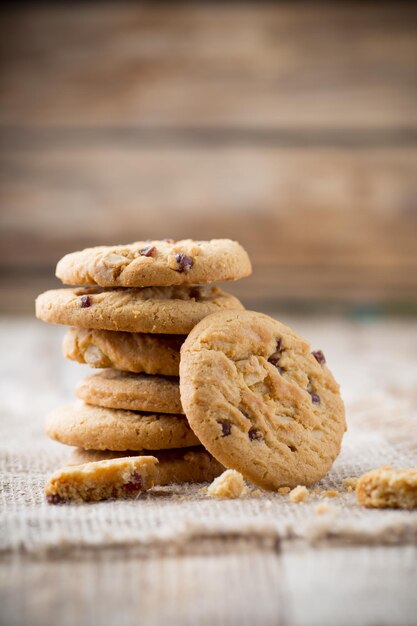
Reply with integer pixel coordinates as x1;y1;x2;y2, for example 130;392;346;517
1;544;416;626
0;4;416;128
0;3;416;311
0;144;415;308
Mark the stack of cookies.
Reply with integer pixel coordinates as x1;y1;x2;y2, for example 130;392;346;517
35;239;252;502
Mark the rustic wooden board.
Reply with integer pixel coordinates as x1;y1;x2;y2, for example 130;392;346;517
0;144;416;308
0;3;416;312
0;4;416;128
1;544;416;626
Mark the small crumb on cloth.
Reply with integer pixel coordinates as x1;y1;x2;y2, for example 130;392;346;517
315;503;340;515
289;485;309;503
319;489;340;498
207;469;246;499
278;486;291;495
343;477;358;492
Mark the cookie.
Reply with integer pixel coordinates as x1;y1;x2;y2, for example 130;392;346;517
63;327;184;375
36;285;244;334
67;446;224;485
356;467;417;509
45;456;158;503
76;370;183;414
207;470;246;499
45;403;199;450
180;310;346;490
56;238;252;288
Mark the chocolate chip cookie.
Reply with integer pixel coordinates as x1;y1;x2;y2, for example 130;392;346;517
45;403;199;450
63;327;184;375
36;285;243;334
76;370;183;414
56;238;252;288
180;310;346;490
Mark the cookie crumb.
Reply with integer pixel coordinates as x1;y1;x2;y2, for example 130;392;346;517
315;503;339;515
278;486;291;495
289;485;309;503
343;477;358;492
249;488;265;498
319;489;340;498
207;469;245;499
356;467;417;509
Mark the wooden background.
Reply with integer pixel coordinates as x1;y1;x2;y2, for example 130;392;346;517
0;3;416;313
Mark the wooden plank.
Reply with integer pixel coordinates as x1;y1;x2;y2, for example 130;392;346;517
0;3;416;129
0;145;415;283
1;143;416;310
281;544;417;626
1;544;416;626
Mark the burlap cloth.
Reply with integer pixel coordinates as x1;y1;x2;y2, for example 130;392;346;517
1;318;416;553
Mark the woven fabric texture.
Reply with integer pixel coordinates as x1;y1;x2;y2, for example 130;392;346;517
1;318;416;553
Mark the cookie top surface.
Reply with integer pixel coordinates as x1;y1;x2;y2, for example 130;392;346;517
45;402;200;451
56;238;252;287
63;328;184;376
36;285;244;334
180;310;346;490
76;370;183;414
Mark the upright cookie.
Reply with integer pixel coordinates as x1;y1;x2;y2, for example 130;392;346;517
56;238;252;287
63;328;184;376
45;403;199;450
45;456;158;503
76;370;183;414
180;310;346;490
36;285;243;334
68;447;224;485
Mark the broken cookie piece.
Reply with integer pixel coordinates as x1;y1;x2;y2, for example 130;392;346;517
207;469;245;499
45;456;158;503
356;466;417;510
289;485;309;503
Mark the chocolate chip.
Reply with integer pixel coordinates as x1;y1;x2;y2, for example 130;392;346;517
219;421;231;437
46;494;62;505
268;337;283;366
312;350;326;365
288;445;297;453
248;427;263;441
310;392;321;405
269;358;285;375
124;471;143;492
175;253;193;272
80;295;91;308
140;245;156;257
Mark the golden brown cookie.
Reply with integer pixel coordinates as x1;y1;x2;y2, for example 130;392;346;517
67;447;224;485
56;238;252;288
180;310;346;490
45;403;199;450
76;370;183;414
36;285;244;334
356;467;417;509
45;456;158;503
63;327;184;375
